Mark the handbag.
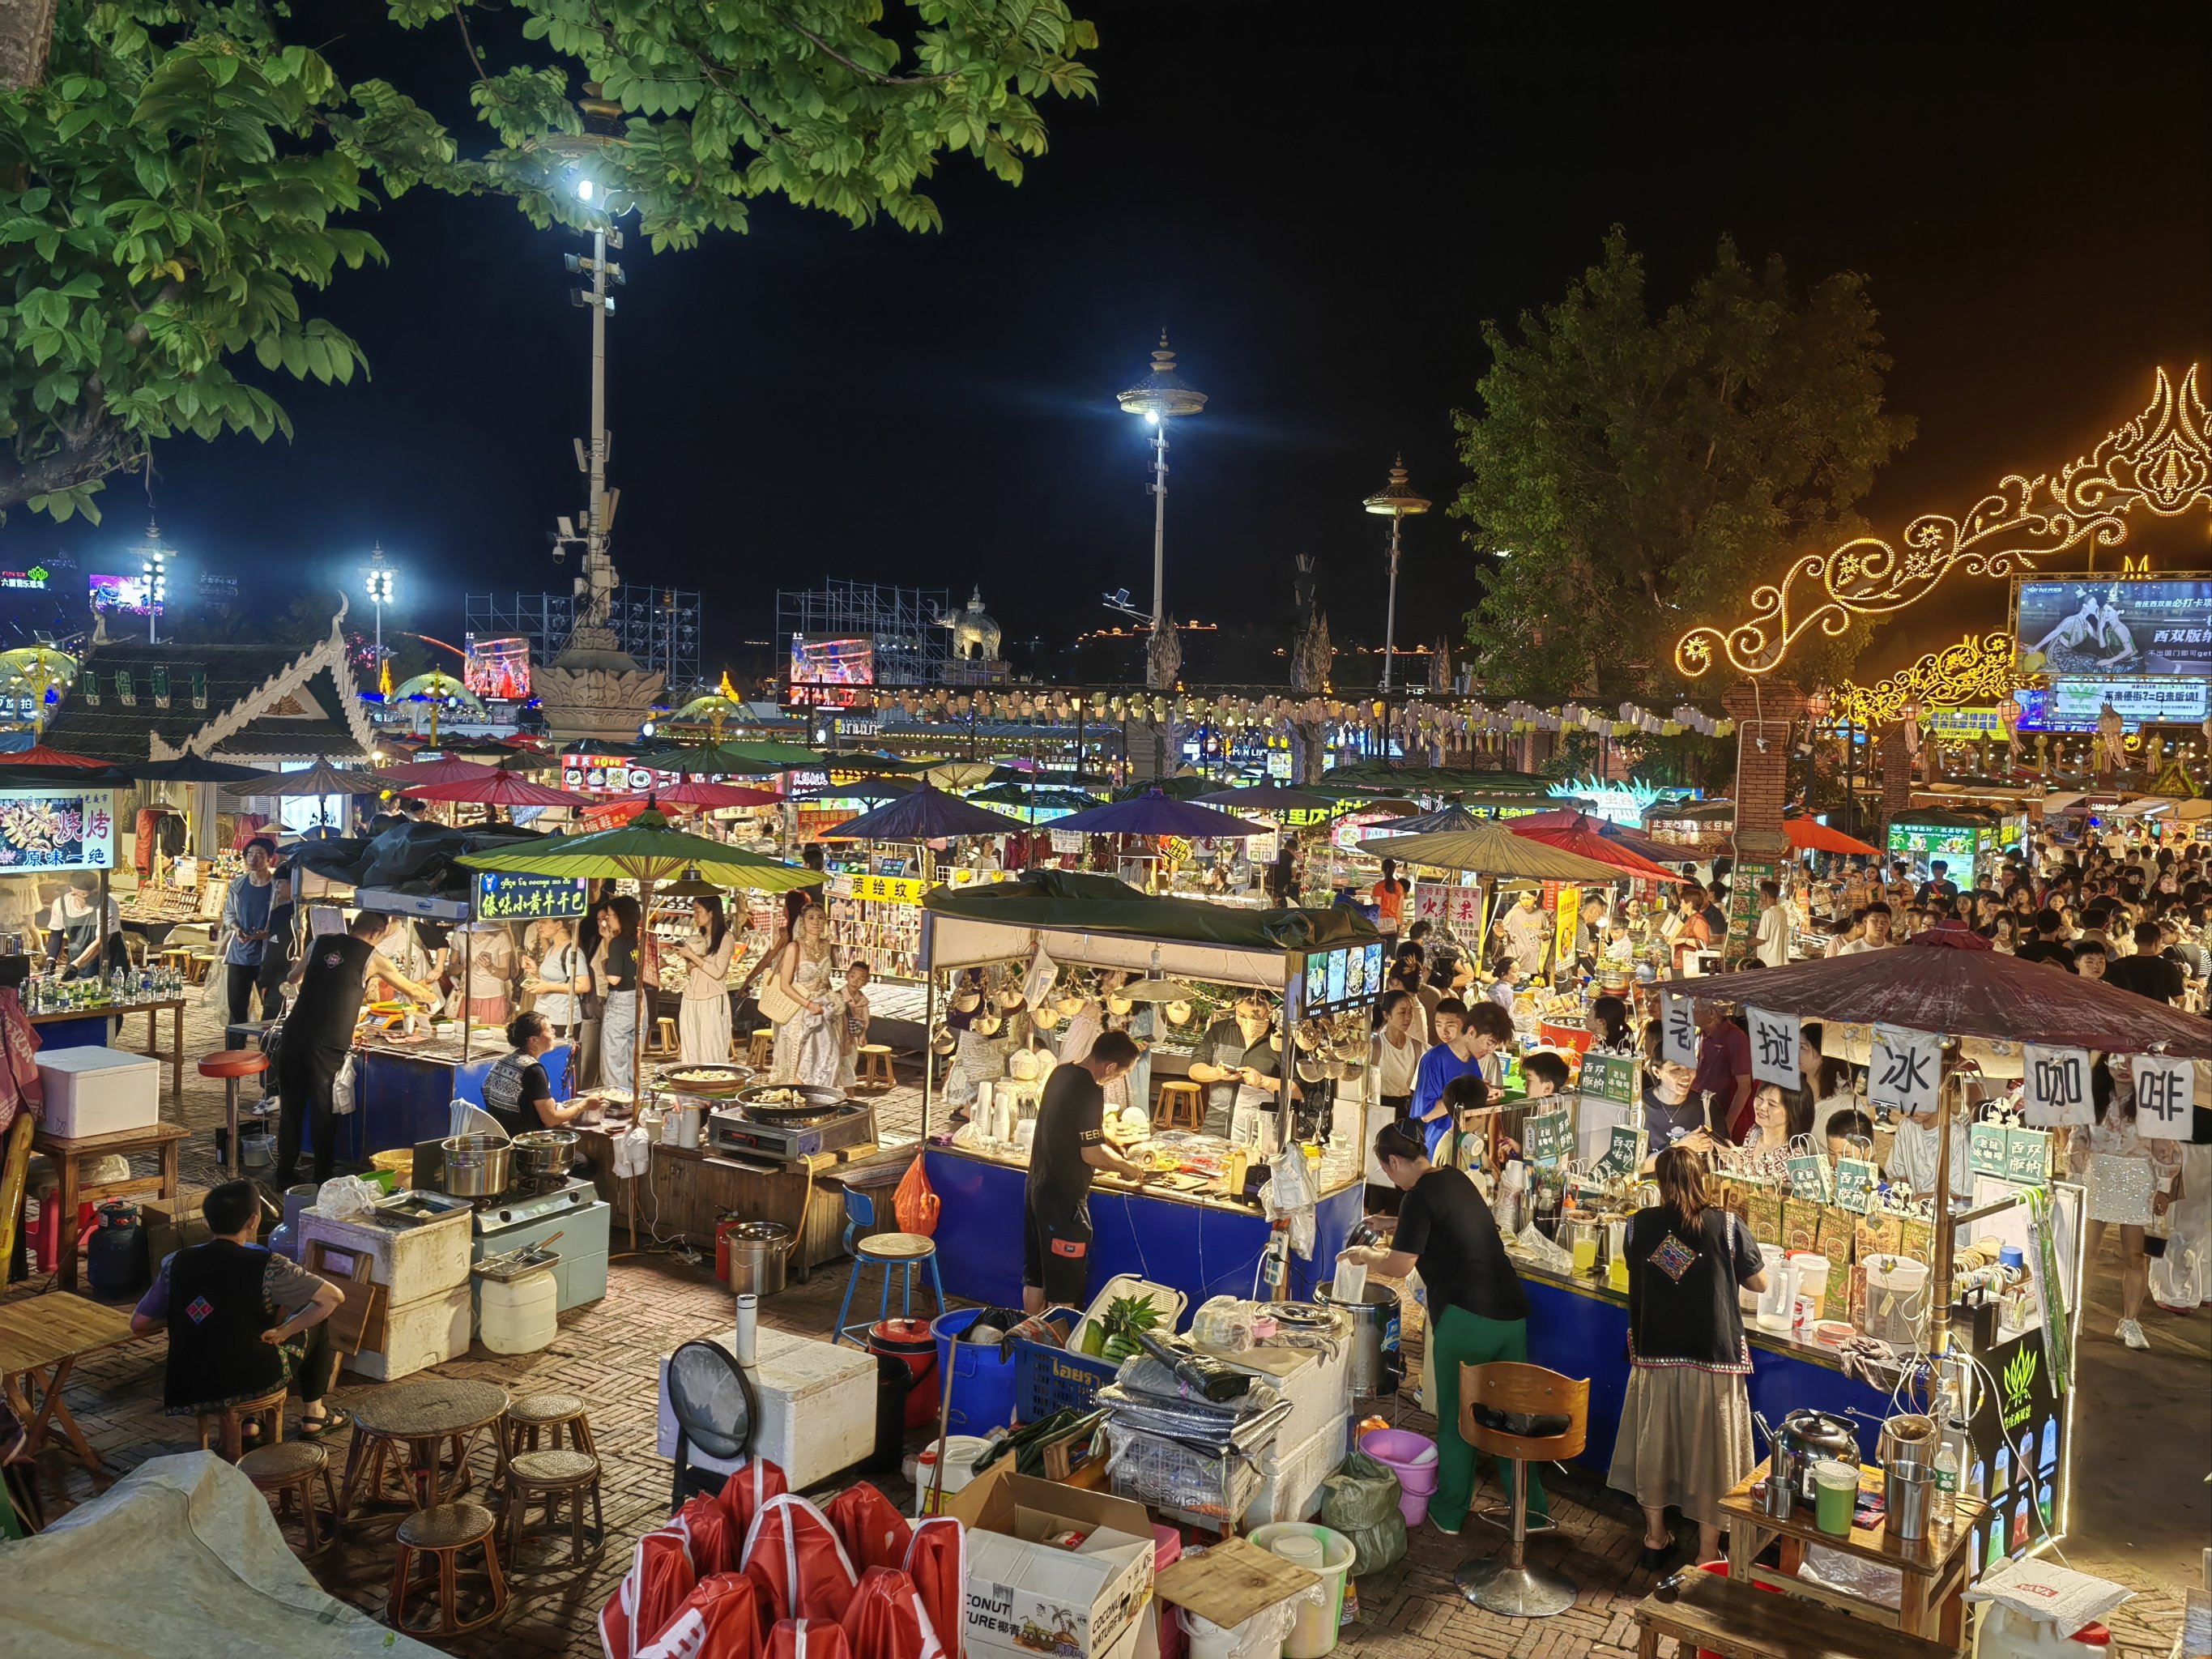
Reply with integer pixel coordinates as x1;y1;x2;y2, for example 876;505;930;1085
2085;1151;2154;1225
755;944;805;1026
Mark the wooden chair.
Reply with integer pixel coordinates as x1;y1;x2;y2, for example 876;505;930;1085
1630;1565;1957;1659
1453;1360;1588;1618
388;1501;508;1637
239;1439;339;1557
197;1384;289;1463
1156;1080;1205;1132
855;1045;896;1093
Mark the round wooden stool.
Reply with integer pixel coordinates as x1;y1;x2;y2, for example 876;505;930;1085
501;1392;596;1462
855;1045;896;1092
388;1501;508;1637
198;1384;288;1463
199;1047;271;1178
240;1439;339;1555
498;1448;604;1572
650;1016;678;1056
747;1030;775;1069
1156;1079;1205;1132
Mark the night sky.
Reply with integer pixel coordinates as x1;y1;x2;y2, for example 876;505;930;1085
5;5;2208;689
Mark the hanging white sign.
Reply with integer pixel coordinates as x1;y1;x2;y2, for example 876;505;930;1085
2133;1055;2195;1141
2022;1043;2094;1127
1660;990;1698;1068
1747;1007;1801;1090
1869;1024;1941;1115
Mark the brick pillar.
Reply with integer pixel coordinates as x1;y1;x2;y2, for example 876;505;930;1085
1720;679;1805;966
1879;722;1913;828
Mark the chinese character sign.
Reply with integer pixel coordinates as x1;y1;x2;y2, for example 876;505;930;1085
1869;1024;1941;1115
2133;1056;2195;1141
2022;1044;2093;1127
1747;1007;1801;1090
0;788;114;870
1661;992;1698;1068
474;872;589;920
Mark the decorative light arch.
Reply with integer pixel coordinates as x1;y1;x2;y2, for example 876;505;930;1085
1825;630;2031;728
1676;365;2212;679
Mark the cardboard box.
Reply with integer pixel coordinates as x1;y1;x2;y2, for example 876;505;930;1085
951;1467;1157;1659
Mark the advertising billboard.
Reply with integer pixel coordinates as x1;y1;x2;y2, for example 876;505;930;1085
463;634;531;701
0;788;115;869
2014;576;2212;677
786;633;874;709
2014;677;2210;733
89;572;159;615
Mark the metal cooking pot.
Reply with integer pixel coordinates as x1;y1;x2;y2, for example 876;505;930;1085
1778;1408;1861;1503
510;1129;576;1183
726;1220;795;1297
439;1132;511;1197
1316;1278;1400;1398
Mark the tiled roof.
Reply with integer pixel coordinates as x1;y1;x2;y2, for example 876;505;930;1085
40;628;370;763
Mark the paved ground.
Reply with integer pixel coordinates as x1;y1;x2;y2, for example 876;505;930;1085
5;993;2201;1657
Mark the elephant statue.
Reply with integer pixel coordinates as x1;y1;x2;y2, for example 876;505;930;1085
936;587;1003;661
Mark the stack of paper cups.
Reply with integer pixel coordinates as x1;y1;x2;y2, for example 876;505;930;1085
735;1292;759;1366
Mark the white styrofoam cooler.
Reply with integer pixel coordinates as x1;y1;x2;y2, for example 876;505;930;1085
1242;1418;1349;1526
345;1282;471;1382
299;1205;472;1305
655;1325;876;1491
36;1047;160;1138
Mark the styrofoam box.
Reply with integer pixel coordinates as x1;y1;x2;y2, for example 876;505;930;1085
1218;1338;1353;1453
300;1204;473;1306
1242;1418;1349;1527
346;1282;471;1381
656;1324;876;1492
36;1047;160;1137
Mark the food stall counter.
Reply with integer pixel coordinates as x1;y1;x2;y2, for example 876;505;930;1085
337;1030;574;1162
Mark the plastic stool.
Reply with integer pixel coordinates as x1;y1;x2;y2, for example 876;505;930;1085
833;1186;944;1346
388;1501;508;1637
199;1047;271;1179
1157;1080;1205;1131
855;1045;896;1093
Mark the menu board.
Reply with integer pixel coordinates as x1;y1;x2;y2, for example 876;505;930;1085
1302;941;1384;1014
474;871;588;920
1412;881;1484;936
0;787;114;870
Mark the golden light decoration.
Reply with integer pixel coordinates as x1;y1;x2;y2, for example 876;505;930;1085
1677;365;2212;679
1822;631;2036;728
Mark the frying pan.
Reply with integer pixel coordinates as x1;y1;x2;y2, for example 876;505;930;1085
733;1082;848;1121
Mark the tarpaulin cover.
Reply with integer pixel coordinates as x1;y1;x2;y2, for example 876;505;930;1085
0;1452;444;1658
823;1482;913;1572
1700;923;2212;1057
767;1619;855;1659
289;818;545;898
841;1567;946;1659
602;1523;699;1659
742;1494;859;1630
718;1456;790;1539
922;869;1381;954
637;1572;763;1659
677;1493;739;1576
903;1517;965;1659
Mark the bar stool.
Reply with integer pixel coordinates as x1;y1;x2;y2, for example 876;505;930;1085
1453;1360;1588;1618
388;1501;508;1637
833;1185;944;1346
855;1045;897;1092
199;1048;271;1178
239;1439;339;1556
1156;1080;1205;1132
498;1447;604;1572
198;1383;288;1463
747;1030;775;1069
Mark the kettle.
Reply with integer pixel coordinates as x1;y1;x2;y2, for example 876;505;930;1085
1776;1409;1861;1505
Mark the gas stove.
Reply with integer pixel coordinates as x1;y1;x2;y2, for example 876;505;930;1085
708;1101;878;1165
471;1175;599;1235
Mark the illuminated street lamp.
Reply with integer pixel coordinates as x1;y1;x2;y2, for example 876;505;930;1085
363;541;394;690
1115;335;1207;675
139;521;168;644
1362;456;1430;693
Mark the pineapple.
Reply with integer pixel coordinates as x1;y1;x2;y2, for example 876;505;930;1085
1096;1292;1163;1364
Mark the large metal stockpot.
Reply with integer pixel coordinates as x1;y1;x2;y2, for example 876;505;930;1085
438;1133;511;1196
725;1220;796;1298
1317;1279;1401;1398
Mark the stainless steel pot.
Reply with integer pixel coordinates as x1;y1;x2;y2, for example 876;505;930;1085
1316;1279;1400;1398
510;1130;576;1184
439;1132;511;1197
727;1220;795;1297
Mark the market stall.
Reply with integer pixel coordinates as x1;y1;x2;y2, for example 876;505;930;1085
816;785;1029;983
1886;807;2022;886
916;871;1383;1307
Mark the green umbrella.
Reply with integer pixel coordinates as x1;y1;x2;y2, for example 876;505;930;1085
637;738;828;773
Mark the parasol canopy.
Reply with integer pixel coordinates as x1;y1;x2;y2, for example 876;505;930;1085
126;751;269;783
378;756;504;788
968;783;1106;812
222;757;384;798
1050;789;1265;839
919;760;999;791
1194;783;1340;812
1784;817;1882;856
816;783;1030;841
1110;775;1213;802
0;742;109;768
405;770;591;809
1369;804;1490;836
593;779;782;811
458;808;825;890
633;738;828;774
795;778;912;804
1507;811;1685;881
1355;822;1631;882
1695;925;2212;1057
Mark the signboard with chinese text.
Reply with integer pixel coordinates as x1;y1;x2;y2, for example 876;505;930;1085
1578;1049;1636;1106
1747;1006;1801;1090
474;872;588;920
2015;676;2210;733
1524;1108;1572;1166
1869;1024;1941;1114
0;788;113;870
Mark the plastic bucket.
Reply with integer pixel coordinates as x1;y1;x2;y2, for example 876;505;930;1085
911;1434;990;1515
1357;1427;1438;1523
1864;1256;1930;1347
1787;1252;1831;1306
930;1308;1019;1435
1247;1522;1356;1658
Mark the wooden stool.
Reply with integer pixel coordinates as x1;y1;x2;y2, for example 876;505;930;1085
199;1047;271;1179
389;1500;508;1637
498;1447;603;1572
748;1030;775;1069
855;1045;896;1092
1156;1080;1205;1131
239;1439;338;1555
1455;1360;1588;1618
501;1392;596;1461
1630;1565;1956;1659
650;1016;678;1056
198;1384;288;1463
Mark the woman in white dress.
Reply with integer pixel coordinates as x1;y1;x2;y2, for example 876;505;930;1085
2069;1056;2182;1350
673;895;737;1064
769;905;842;1087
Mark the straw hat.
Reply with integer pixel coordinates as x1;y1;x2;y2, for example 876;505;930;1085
1105;993;1133;1017
993;987;1027;1012
930;1026;957;1056
971;1012;1004;1037
951;987;982;1013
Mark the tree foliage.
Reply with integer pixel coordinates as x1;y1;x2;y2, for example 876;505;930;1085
0;0;1097;520
1450;228;1914;703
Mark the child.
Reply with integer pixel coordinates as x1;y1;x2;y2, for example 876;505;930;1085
1520;1049;1571;1099
834;960;873;1090
1825;1108;1875;1161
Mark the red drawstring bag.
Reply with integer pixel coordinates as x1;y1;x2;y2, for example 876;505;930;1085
677;1494;738;1576
902;1517;965;1659
718;1457;791;1540
637;1572;763;1659
824;1483;913;1574
742;1494;859;1632
841;1567;945;1659
601;1524;698;1659
767;1620;855;1659
892;1158;940;1238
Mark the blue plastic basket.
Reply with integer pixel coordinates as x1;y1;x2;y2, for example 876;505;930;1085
1012;1307;1125;1422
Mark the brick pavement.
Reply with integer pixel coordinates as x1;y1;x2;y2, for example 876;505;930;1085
2;992;2194;1656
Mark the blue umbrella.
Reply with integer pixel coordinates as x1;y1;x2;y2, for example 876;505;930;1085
816;783;1029;841
1047;788;1264;838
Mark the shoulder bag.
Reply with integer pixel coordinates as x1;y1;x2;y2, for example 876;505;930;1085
755;943;806;1026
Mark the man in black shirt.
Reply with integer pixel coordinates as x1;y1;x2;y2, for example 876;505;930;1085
275;911;435;1189
1023;1030;1148;1313
2014;908;2078;971
2103;922;2186;1004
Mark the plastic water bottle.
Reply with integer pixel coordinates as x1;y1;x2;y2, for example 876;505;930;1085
1933;1441;1958;1525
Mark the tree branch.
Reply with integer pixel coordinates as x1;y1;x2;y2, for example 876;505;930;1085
775;12;959;85
122;280;185;347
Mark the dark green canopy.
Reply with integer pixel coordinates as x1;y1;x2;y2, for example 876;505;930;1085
923;869;1382;953
1319;762;1556;795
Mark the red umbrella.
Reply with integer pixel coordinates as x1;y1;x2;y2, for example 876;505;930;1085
1511;808;1688;864
1507;812;1684;881
407;770;590;809
1696;924;2212;1056
598;780;782;811
0;742;108;767
378;756;503;787
1784;817;1881;856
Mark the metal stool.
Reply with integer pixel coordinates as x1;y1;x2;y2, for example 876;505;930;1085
388;1501;508;1637
497;1448;604;1572
1156;1080;1205;1132
747;1030;775;1069
1453;1360;1588;1618
833;1185;944;1346
855;1045;897;1093
198;1047;271;1178
240;1439;338;1556
197;1384;288;1463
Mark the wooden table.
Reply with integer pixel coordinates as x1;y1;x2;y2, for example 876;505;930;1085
29;998;190;1117
1720;1459;1988;1646
32;1121;190;1293
1631;1565;1959;1659
0;1292;137;1469
333;1376;510;1537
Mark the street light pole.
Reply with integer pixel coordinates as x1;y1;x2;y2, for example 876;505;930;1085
364;542;393;691
1362;458;1430;693
1115;335;1207;686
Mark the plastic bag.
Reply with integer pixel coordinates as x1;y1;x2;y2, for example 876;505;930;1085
1512;1222;1576;1274
2150;1238;2206;1314
314;1175;378;1219
1260;1146;1317;1259
1797;1542;1901;1609
1318;1450;1406;1574
330;1053;357;1116
1963;1559;2131;1639
893;1158;940;1238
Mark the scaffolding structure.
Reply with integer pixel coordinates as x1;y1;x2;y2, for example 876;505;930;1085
465;585;704;691
774;579;952;686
